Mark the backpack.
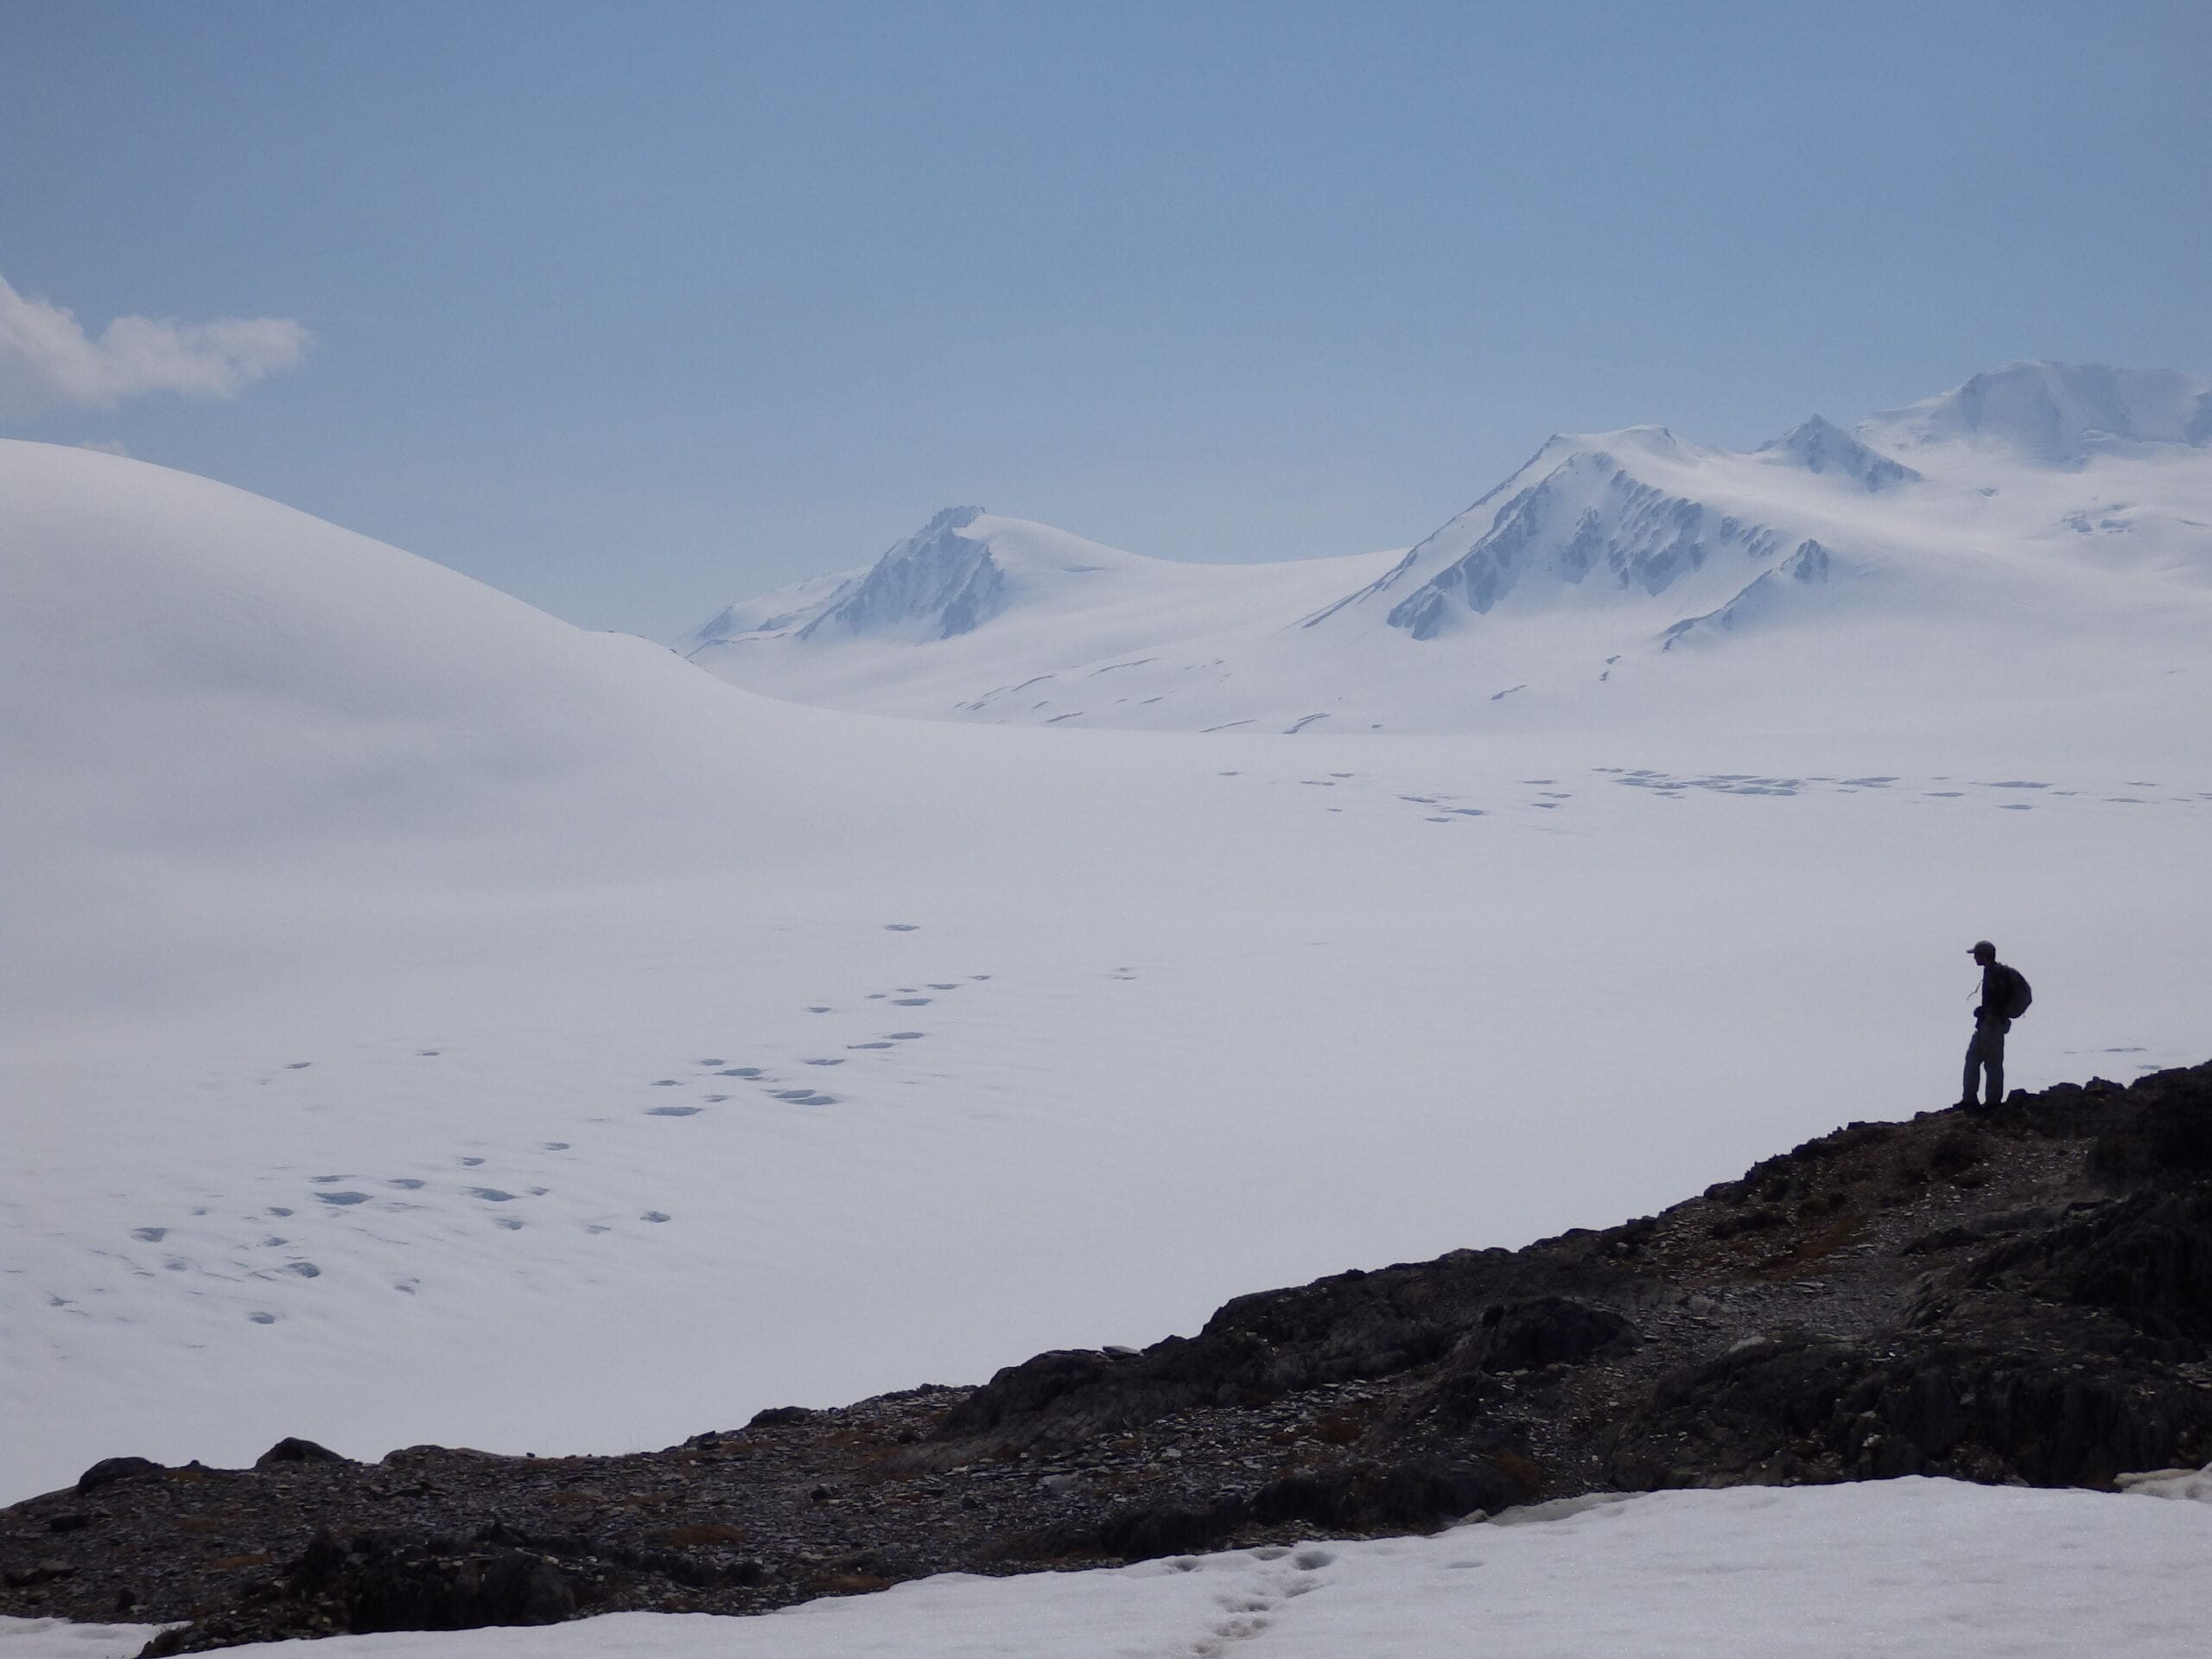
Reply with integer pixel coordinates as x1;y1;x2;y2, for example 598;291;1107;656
1999;965;2033;1020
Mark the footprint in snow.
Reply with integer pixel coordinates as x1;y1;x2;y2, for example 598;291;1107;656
888;1031;924;1040
493;1217;524;1231
286;1061;311;1070
386;1178;425;1190
459;1157;486;1167
702;1093;729;1103
718;1067;764;1077
417;1050;441;1057
541;1141;570;1151
804;1058;846;1066
892;997;931;1006
315;1192;371;1206
849;1041;893;1050
284;1262;320;1278
646;1106;702;1116
928;982;958;990
248;1312;276;1325
651;1078;682;1087
696;1058;723;1066
640;1211;671;1224
807;1006;832;1013
465;1187;517;1202
130;1227;168;1243
883;923;921;931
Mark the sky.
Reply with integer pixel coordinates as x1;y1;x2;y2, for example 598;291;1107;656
3;0;2208;639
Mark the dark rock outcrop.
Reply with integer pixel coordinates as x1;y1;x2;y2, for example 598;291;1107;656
6;1060;2209;1653
255;1440;348;1470
74;1459;165;1495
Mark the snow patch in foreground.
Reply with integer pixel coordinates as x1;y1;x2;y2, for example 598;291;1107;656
10;1478;2212;1658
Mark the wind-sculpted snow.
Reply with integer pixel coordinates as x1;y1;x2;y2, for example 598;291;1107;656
1865;360;2212;463
678;362;2212;736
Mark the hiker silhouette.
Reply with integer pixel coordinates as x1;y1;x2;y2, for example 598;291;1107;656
1961;940;2031;1110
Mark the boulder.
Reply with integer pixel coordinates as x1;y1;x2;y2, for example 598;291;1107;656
75;1456;164;1494
256;1438;348;1468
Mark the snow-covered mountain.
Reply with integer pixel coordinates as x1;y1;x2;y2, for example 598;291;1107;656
1862;359;2212;462
681;363;2212;738
677;506;1398;726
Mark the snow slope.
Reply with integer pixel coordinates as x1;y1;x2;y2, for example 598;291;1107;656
4;439;2209;1506
682;363;2212;739
676;505;1402;727
10;1478;2212;1658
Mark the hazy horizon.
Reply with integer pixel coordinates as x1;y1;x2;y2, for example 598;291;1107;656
4;0;2207;639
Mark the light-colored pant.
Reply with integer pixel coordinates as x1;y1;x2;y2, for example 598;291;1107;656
1964;1020;2007;1106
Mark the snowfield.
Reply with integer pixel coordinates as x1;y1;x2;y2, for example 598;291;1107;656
5;427;2211;1510
8;1478;2212;1657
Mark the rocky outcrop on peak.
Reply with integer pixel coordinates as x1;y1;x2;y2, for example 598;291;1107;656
6;1063;2210;1650
1760;416;1919;492
797;506;1007;641
1659;538;1836;647
1382;449;1790;639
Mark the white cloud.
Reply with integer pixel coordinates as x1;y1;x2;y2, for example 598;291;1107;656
0;274;309;420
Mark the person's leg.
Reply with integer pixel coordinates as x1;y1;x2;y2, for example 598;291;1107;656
1962;1031;1985;1105
1984;1027;2005;1107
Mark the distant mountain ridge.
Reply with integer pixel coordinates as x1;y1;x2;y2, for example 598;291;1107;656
679;363;2212;737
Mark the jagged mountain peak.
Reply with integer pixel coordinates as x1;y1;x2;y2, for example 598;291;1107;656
799;505;1005;642
676;362;2212;734
1864;361;2212;463
1759;416;1920;492
1343;434;1792;642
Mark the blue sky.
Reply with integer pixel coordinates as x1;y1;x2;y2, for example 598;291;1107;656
4;0;2208;637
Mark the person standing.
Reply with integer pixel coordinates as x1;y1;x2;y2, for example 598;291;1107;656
1961;939;2022;1110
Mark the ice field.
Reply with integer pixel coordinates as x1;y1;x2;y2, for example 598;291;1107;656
5;437;2207;1503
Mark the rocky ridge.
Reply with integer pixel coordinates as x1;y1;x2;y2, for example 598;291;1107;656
6;1062;2210;1652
